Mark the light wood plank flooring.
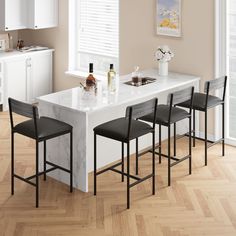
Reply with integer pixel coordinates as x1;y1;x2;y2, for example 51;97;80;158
0;112;236;236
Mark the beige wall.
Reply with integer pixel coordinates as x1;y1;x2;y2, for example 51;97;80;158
19;0;215;133
0;30;19;47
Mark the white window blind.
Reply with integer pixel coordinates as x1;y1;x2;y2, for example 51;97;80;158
76;0;119;74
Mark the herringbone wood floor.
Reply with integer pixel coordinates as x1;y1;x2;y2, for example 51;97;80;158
1;112;236;236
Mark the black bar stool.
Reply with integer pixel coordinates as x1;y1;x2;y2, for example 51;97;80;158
177;76;227;166
140;87;194;186
93;98;158;209
8;98;73;208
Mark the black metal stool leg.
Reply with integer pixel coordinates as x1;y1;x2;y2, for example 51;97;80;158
43;141;47;181
136;138;139;175
189;117;192;175
11;132;14;195
174;123;177;157
94;133;97;195
152;131;155;195
193;109;196;147
121;142;124;182
205;110;208;166
70;131;73;193
222;104;225;156
159;125;162;164
127;142;130;209
168;125;171;186
36;141;39;208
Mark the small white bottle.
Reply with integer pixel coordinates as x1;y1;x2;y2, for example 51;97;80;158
9;36;14;51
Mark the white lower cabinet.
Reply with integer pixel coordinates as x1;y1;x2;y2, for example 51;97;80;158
29;52;53;102
4;56;28;102
0;50;53;110
0;60;3;105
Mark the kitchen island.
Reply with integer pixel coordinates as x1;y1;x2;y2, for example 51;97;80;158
37;69;200;192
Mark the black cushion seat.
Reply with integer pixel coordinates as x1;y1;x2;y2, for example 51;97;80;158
177;93;223;111
141;105;190;126
94;117;153;142
14;117;72;141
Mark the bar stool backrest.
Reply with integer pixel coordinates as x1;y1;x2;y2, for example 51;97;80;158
167;86;194;123
8;98;39;136
125;98;158;138
204;76;227;101
168;86;194;107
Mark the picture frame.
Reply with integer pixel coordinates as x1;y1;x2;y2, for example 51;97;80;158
156;0;182;37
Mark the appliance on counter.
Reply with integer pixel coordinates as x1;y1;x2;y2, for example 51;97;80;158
0;33;9;51
124;77;157;87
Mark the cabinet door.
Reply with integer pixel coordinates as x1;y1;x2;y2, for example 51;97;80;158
4;57;27;102
4;0;28;30
33;0;58;29
0;61;3;105
30;52;52;102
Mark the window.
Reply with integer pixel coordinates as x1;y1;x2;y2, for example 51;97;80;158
68;0;119;77
227;0;236;142
216;0;236;146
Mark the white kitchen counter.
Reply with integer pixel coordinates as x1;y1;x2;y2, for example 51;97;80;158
37;69;200;192
0;49;55;60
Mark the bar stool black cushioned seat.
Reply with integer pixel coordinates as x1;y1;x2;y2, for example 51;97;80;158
94;98;158;209
94;118;153;142
178;93;223;111
140;87;194;186
14;117;72;141
177;76;227;166
9;98;73;208
141;105;190;125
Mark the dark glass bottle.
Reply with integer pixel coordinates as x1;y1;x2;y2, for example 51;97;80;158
86;63;96;87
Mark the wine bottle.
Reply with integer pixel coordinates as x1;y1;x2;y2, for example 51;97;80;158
108;64;116;92
86;63;96;87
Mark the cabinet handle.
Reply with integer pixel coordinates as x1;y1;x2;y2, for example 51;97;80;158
26;58;31;67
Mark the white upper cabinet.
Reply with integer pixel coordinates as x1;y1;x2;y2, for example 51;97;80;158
0;0;28;31
0;0;58;31
28;0;58;29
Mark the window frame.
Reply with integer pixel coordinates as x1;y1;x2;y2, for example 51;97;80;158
67;0;119;80
215;0;236;146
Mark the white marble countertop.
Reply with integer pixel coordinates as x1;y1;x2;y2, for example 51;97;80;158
38;69;200;114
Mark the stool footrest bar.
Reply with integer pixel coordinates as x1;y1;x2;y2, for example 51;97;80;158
138;144;160;158
46;161;70;173
184;133;215;143
26;167;57;180
207;138;224;148
170;155;190;167
129;174;153;188
153;151;179;161
110;168;141;181
96;162;123;176
14;174;36;187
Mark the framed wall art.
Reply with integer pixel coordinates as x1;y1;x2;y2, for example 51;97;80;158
156;0;182;37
